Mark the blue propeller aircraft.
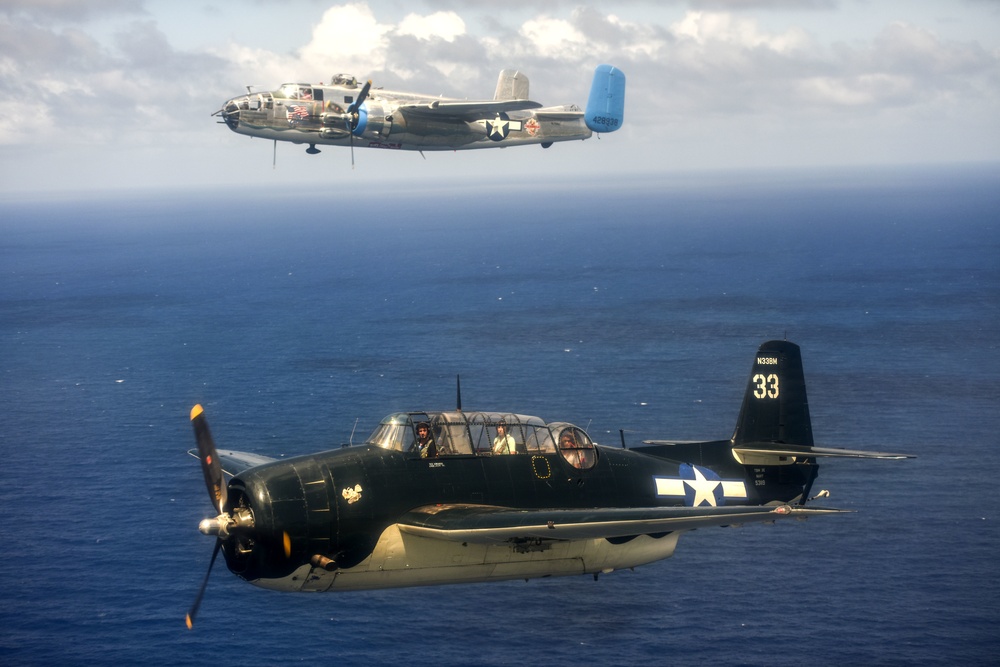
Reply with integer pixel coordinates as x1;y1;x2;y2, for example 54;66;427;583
185;340;911;627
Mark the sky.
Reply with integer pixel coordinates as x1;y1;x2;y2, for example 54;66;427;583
0;0;998;196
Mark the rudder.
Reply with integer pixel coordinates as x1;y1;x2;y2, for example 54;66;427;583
585;64;625;133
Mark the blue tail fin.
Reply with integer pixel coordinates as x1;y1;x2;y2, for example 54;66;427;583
585;65;625;133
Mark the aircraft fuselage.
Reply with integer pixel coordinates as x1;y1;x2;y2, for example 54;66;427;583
220;82;591;151
186;340;909;619
221;436;810;591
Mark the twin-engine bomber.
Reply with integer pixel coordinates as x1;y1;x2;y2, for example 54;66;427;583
214;65;626;165
185;340;911;627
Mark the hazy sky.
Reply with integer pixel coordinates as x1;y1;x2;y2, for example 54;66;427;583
1;0;998;195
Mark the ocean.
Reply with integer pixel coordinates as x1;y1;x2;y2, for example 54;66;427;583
1;165;997;665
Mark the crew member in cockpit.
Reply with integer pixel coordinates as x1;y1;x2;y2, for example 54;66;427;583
493;420;516;455
415;422;437;458
560;429;585;468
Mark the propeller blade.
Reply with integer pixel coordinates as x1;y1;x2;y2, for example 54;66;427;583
343;79;372;169
185;539;222;629
348;79;372;114
191;404;227;515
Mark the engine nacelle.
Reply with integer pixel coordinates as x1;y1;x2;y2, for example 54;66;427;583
353;100;392;141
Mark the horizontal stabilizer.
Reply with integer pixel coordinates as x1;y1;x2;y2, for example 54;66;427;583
187;448;277;476
533;108;585;120
397;503;848;544
642;440;709;446
734;443;915;460
585;64;625;133
398;99;542;120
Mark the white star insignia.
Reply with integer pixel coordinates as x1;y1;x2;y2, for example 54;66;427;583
488;114;509;139
684;467;721;507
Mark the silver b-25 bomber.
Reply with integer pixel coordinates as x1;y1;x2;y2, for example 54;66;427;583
215;65;626;163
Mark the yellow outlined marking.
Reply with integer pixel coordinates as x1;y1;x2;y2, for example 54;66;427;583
531;456;552;480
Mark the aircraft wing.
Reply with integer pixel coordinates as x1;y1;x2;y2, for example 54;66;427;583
396;503;847;544
186;448;278;476
397;99;543;120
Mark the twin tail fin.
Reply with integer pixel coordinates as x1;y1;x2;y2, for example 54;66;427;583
585;64;625;133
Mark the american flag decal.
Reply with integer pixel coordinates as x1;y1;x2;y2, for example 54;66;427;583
286;105;309;124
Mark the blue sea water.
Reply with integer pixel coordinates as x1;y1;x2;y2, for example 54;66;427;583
1;165;998;666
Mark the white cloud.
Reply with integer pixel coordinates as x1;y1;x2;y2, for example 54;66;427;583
219;42;300;86
519;16;589;59
796;74;913;108
0;0;142;21
0;95;55;145
669;11;810;52
298;3;393;77
606;14;667;60
397;11;466;42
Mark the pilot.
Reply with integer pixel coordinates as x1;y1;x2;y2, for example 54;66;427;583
493;421;516;455
415;422;437;458
559;429;585;469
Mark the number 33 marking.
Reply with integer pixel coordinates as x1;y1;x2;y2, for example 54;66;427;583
752;373;779;398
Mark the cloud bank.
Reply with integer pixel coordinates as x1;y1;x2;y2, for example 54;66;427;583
0;0;997;188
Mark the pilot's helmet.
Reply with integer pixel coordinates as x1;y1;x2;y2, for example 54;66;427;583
416;421;431;434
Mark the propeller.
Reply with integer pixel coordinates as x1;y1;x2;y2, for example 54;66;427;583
186;404;227;629
186;539;221;630
192;404;226;515
344;79;372;168
184;404;289;628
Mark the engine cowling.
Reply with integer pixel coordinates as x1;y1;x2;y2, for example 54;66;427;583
353;100;392;141
222;457;336;583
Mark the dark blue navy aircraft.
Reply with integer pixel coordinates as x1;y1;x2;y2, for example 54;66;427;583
186;341;910;627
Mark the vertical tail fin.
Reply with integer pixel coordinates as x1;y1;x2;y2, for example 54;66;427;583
494;69;529;101
731;340;816;505
639;340;909;506
729;340;912;504
732;340;814;447
585;64;625;133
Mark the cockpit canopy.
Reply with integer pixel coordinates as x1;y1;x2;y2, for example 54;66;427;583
274;83;323;101
365;411;597;468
